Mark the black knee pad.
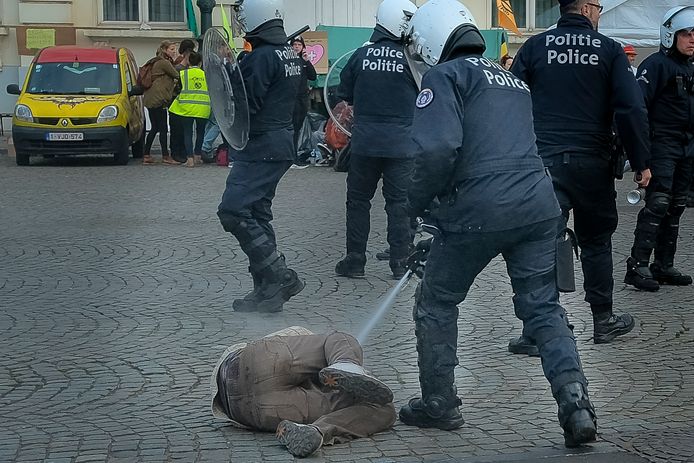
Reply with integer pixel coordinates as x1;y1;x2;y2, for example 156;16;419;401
217;210;243;233
644;192;671;218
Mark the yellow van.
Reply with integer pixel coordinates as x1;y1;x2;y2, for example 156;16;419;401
6;46;145;166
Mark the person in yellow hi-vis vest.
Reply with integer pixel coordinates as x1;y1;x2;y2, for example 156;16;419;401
169;52;211;167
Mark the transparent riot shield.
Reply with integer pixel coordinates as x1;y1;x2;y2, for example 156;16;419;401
202;27;249;151
323;49;356;138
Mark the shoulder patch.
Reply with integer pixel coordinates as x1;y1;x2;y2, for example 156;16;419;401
416;88;434;108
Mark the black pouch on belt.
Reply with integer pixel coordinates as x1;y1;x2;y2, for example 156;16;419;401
556;228;579;293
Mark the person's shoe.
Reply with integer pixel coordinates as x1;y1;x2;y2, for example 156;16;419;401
624;257;659;291
162;156;180;165
194;154;203;165
319;362;393;405
183;157;195;167
556;382;597;448
317;143;332;160
255;268;305;313
593;312;635;344
376;247;391;261
399;397;465;431
232;269;263;312
390;258;408;279
290;163;309;170
335;253;366;277
142;154;156;165
508;336;540;357
650;262;693;286
276;421;323;458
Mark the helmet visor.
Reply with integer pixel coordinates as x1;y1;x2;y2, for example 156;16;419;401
405;41;430;90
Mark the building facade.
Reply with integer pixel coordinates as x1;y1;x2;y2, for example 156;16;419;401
0;0;546;124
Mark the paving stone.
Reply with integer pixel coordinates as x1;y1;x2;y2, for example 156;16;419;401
1;156;692;463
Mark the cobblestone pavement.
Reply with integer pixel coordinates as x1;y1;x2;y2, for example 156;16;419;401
1;154;692;463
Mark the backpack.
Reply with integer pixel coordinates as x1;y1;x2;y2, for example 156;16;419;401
137;57;162;90
216;145;229;167
324;101;353;151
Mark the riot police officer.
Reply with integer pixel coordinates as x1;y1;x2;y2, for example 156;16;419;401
508;0;652;354
625;6;694;291
334;0;419;280
217;0;305;313
398;0;597;448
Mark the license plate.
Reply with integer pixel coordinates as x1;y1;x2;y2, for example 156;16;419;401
46;132;84;141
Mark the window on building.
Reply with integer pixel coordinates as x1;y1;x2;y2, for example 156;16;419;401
535;0;559;28
492;0;560;31
103;0;184;23
492;0;527;29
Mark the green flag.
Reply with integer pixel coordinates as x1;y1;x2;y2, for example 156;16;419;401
185;0;198;37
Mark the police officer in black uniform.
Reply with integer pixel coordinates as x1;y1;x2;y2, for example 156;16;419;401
625;6;694;292
217;0;305;313
508;0;652;354
334;0;419;279
398;0;596;448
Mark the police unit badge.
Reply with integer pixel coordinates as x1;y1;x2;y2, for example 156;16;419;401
416;88;434;108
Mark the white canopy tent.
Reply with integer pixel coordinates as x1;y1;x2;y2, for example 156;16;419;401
599;0;684;48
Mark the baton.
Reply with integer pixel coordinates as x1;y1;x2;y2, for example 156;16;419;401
286;25;310;43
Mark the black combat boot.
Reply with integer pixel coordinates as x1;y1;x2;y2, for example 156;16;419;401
399;393;464;430
592;308;635;344
507;335;540;357
650;262;693;286
254;258;305;313
232;267;263;312
376;247;391;261
556;382;597;448
390;258;408;279
624;257;660;291
335;253;366;277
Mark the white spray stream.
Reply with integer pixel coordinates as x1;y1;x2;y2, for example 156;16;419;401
356;269;413;344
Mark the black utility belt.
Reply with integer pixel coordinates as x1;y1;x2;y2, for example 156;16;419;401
544;153;610;166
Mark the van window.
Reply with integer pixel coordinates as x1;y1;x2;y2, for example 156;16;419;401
27;62;122;95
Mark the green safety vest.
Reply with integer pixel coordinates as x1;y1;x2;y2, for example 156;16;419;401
169;67;211;118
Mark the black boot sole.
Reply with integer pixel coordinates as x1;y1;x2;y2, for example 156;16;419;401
594;318;636;344
398;408;465;431
564;425;597;448
276;421;322;458
335;266;365;278
652;276;693;286
319;367;393;405
563;413;597;448
624;274;660;292
254;277;305;313
508;341;540;357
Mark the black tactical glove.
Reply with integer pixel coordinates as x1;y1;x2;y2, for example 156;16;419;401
407;237;432;278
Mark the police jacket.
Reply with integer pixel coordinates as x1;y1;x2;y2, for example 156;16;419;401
408;53;561;233
512;14;650;172
636;48;694;156
337;28;418;158
231;20;302;162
